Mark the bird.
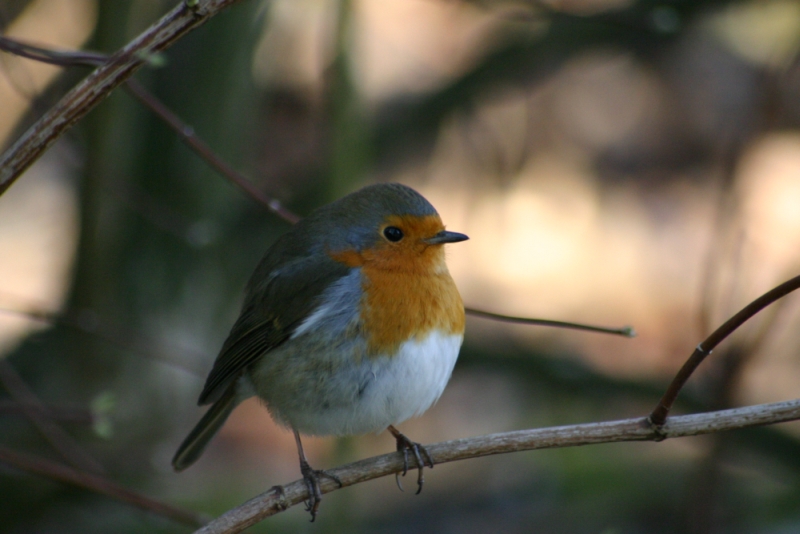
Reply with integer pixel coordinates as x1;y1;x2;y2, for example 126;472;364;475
172;182;468;519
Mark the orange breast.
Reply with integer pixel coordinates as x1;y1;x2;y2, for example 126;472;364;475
329;214;465;356
359;263;464;356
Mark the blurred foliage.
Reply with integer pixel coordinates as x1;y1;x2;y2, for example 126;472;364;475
2;0;800;533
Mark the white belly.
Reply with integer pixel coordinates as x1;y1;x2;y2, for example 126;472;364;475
256;330;463;436
358;330;462;430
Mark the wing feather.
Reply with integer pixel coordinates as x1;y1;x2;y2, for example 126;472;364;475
198;251;351;405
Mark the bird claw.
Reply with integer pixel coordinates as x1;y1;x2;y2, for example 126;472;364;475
299;460;342;521
391;429;434;495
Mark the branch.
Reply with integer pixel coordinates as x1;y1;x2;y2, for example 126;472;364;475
0;303;207;376
650;274;800;425
0;36;106;67
0;400;93;424
0;360;104;474
465;307;635;337
194;398;800;534
123;79;300;223
0;0;244;196
0;445;208;528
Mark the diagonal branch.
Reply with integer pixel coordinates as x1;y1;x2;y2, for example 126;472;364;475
649;274;800;425
123;79;300;223
0;445;208;527
194;398;800;534
0;0;244;196
0;360;104;474
0;400;93;424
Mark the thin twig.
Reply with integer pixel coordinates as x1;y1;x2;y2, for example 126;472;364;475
0;304;207;377
0;0;244;196
0;360;104;474
0;445;208;528
650;274;800;425
194;398;800;534
123;79;300;223
0;35;107;67
465;307;635;337
0;400;94;424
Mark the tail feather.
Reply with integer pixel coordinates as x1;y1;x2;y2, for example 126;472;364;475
172;384;238;471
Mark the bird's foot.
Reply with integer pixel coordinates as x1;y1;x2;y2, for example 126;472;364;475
388;425;434;495
299;459;342;521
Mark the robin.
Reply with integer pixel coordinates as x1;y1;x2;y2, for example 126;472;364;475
172;182;468;519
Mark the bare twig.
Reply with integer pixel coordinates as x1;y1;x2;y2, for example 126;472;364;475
650;274;800;425
0;445;208;527
0;400;93;424
0;0;244;196
0;360;104;474
0;35;106;67
0;304;206;376
465;307;635;337
194;398;800;534
123;79;300;223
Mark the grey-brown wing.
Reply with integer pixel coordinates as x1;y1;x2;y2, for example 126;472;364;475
197;254;350;405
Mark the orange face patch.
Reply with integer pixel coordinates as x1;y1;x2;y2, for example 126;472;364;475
328;214;465;356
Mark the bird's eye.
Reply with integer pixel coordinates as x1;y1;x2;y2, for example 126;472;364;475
383;226;404;242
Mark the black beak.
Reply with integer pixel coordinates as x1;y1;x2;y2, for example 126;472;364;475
424;230;469;245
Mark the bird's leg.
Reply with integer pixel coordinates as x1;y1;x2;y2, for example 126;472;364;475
387;425;434;495
293;429;342;522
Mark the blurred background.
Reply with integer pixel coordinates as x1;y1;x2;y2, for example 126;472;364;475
2;0;800;532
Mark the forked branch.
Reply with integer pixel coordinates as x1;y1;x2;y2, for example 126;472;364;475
0;0;243;196
649;274;800;425
194;398;800;534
